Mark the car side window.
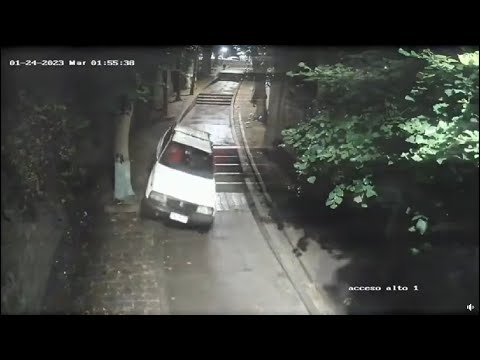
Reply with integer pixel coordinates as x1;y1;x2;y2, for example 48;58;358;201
157;126;174;159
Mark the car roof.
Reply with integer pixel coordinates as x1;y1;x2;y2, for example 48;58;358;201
172;125;212;154
174;125;211;141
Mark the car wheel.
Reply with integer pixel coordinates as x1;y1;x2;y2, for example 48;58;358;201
198;220;214;234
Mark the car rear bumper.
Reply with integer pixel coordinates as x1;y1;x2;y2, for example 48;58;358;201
141;198;214;226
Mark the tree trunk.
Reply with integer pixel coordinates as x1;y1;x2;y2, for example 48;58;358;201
201;47;212;77
251;53;267;123
162;69;169;119
164;68;173;98
190;52;199;95
173;70;182;102
114;97;135;201
174;55;182;101
150;66;164;122
263;47;295;147
185;63;193;92
264;74;288;147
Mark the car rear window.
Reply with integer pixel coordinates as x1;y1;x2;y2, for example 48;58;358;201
159;141;214;179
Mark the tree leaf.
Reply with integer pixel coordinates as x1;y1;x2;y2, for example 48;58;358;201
366;188;377;198
424;126;437;136
458;52;479;66
307;176;316;184
408;226;416;232
297;162;307;170
361;203;368;208
433;103;448;114
416;218;428;235
388;160;394;165
415;135;426;144
405;95;415;102
330;204;338;209
353;195;363;203
436;158;446;164
406;136;416;144
438;120;448;130
412;154;423;162
410;248;420;255
398;48;411;57
334;196;343;205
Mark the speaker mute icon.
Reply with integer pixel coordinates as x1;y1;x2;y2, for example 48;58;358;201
466;304;475;311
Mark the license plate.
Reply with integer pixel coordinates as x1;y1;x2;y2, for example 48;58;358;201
169;212;188;224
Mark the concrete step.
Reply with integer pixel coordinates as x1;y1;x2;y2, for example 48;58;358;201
196;94;232;99
212;146;241;157
195;101;231;106
197;96;232;101
216;192;249;211
196;99;232;103
215;173;245;183
214;155;240;164
216;182;247;193
198;93;233;97
215;163;242;173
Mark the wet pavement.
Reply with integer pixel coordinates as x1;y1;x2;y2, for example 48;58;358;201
161;80;310;314
159;210;308;314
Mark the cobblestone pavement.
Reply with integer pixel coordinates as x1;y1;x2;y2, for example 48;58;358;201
70;214;170;315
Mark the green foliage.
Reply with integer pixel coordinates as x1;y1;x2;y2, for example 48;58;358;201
282;48;479;236
408;213;429;235
397;49;479;165
287;57;417;116
325;185;345;209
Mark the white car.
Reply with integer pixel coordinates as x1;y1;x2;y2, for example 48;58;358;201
142;124;216;230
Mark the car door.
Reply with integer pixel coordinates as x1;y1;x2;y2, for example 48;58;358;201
146;127;175;196
156;126;174;159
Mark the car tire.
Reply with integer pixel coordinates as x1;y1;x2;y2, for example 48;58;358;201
198;220;214;234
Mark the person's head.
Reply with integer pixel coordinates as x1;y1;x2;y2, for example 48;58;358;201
168;142;182;153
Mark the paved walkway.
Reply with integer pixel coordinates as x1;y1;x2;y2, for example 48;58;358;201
166;81;310;314
180;81;238;146
233;80;348;314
